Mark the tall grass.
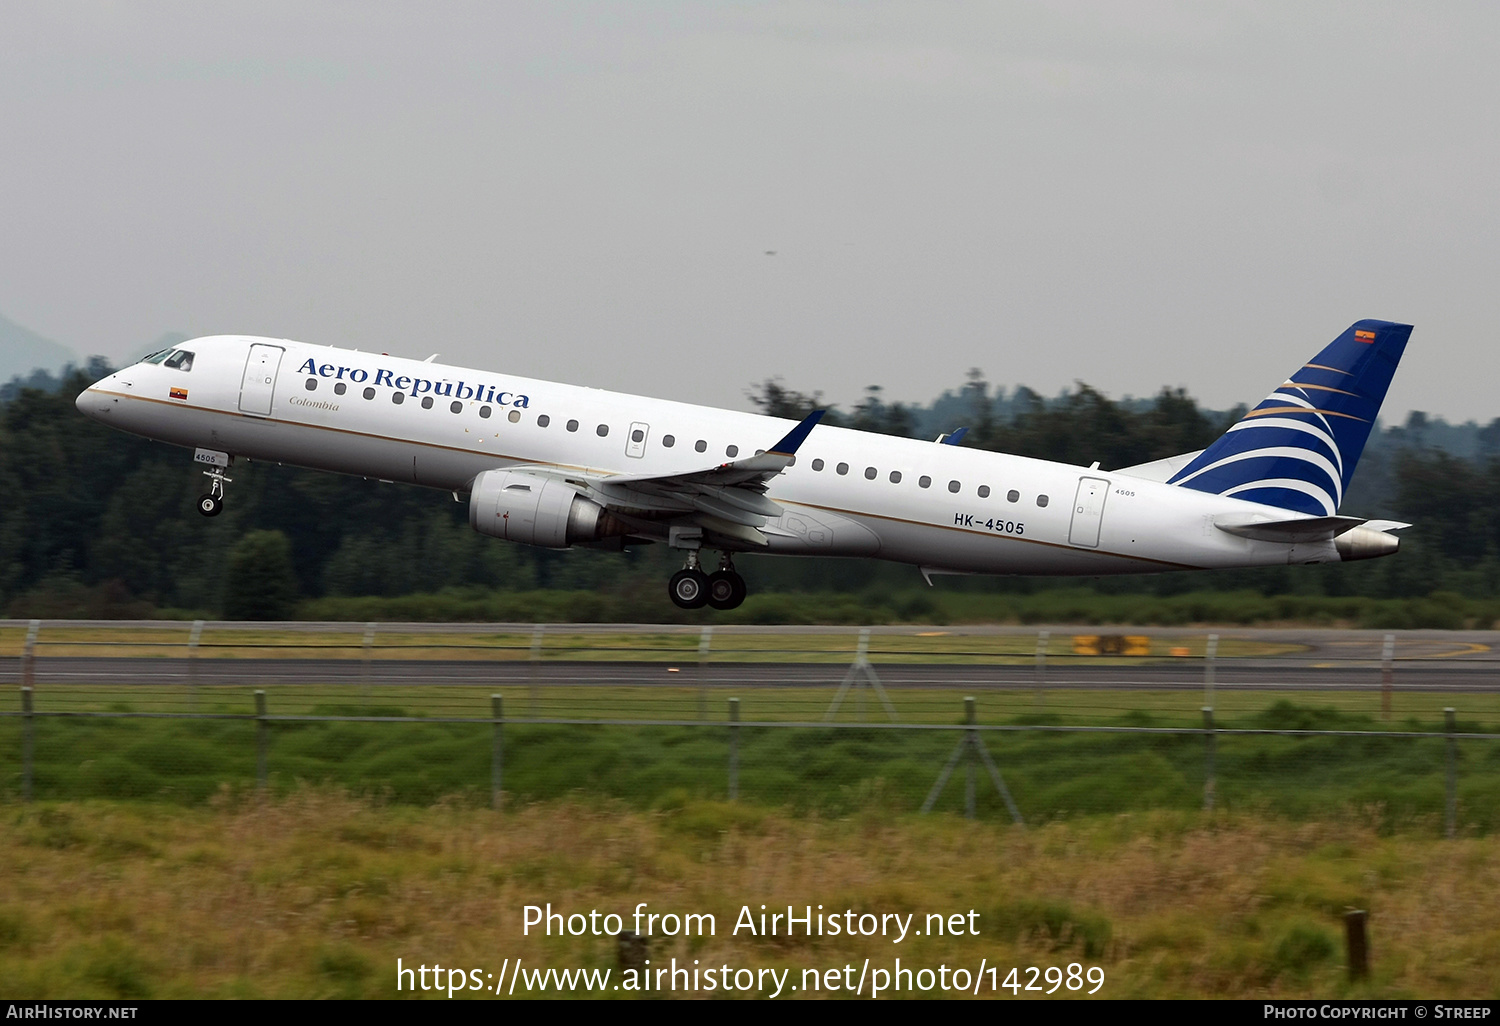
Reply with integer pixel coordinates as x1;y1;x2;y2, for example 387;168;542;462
0;795;1496;998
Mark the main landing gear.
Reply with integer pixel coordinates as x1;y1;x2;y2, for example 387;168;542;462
198;459;232;518
668;551;747;610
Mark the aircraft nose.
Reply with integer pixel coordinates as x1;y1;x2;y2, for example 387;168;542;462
75;384;111;419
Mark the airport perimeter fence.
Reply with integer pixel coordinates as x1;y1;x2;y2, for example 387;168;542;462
2;620;1499;833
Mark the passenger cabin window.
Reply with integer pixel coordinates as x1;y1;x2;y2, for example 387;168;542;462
392;392;405;404
537;415;550;427
864;467;877;480
163;350;194;371
948;480;961;493
567;419;579;432
596;424;609;437
421;396;434;409
334;382;347;395
695;440;707;452
305;378;317;390
363;387;376;400
889;471;902;483
726;445;739;457
1007;489;1019;502
662;434;675;447
978;485;990;498
1037;494;1049;507
812;459;824;471
836;462;849;475
479;406;491;419
508;410;521;423
919;475;931;488
450;400;463;414
633;429;646;443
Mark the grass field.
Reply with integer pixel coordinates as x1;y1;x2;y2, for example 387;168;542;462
4;689;1497;834
0;795;1496;999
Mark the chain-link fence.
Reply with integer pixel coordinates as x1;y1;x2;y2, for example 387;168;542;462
3;620;1498;834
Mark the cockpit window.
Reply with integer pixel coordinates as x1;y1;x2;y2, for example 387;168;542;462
140;349;172;365
162;350;194;371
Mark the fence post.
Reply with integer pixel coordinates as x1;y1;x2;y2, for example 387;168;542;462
1204;634;1218;708
362;622;377;704
1202;706;1216;812
1034;630;1049;708
1381;634;1395;721
492;694;504;811
21;686;34;803
21;619;40;688
1444;707;1457;840
529;625;545;717
698;626;713;721
728;697;740;801
1345;909;1369;981
187;619;204;709
255;690;268;793
964;696;977;820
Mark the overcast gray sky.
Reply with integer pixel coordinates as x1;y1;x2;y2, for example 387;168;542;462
2;2;1496;421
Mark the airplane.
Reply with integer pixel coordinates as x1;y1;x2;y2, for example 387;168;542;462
74;320;1412;610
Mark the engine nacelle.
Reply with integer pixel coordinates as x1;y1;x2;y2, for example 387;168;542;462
468;469;628;548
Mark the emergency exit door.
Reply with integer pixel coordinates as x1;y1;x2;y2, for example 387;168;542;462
239;343;284;416
1068;477;1109;547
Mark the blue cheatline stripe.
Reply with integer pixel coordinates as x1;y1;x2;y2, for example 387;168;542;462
1168;319;1411;513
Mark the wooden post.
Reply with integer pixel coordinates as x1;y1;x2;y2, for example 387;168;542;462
1345;909;1369;981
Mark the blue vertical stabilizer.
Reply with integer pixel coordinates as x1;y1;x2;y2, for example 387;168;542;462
1167;320;1412;516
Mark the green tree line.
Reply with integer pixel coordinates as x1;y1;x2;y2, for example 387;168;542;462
2;364;1498;620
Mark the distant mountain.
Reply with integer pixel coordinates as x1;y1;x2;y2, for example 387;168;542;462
0;313;79;381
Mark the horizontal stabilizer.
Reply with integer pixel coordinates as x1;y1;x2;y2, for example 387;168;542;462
1212;513;1403;542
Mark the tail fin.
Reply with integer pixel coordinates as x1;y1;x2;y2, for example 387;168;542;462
1167;320;1412;516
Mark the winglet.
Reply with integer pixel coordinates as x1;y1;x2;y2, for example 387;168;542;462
939;427;968;446
767;409;825;456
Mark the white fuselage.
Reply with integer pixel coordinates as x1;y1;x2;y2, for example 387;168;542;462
76;335;1350;575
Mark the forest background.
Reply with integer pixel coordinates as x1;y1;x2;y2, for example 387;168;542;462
3;359;1498;628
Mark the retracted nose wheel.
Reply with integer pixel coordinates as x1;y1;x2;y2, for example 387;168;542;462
668;568;710;609
198;494;223;517
706;570;747;610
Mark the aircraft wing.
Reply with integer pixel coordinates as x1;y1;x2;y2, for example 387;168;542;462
514;411;824;548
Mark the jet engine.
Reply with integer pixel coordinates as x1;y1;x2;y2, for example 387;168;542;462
468;469;631;548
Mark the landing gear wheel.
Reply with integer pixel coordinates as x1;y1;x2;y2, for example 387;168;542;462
706;570;747;610
198;494;223;517
668;569;710;609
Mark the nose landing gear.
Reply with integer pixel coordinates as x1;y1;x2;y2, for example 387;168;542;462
196;450;232;518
